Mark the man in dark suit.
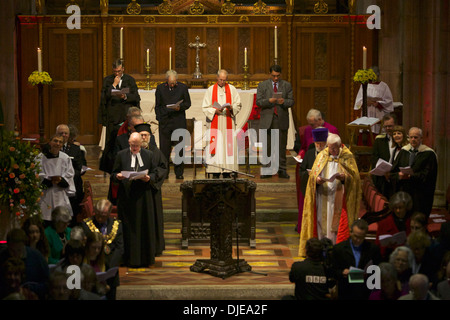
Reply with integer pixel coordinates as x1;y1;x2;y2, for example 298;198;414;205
56;123;87;225
371;113;397;197
331;219;382;300
111;133;165;267
256;65;294;179
98;58;141;173
391;127;438;218
155;70;191;179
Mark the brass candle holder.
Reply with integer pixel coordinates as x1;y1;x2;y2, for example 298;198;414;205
242;64;249;90
145;65;151;90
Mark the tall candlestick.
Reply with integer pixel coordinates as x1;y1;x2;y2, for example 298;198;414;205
218;46;221;70
120;27;123;60
169;47;172;70
244;47;247;65
37;48;42;72
146;49;149;66
274;26;278;60
363;46;367;69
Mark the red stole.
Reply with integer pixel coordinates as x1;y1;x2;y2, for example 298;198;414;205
210;83;233;156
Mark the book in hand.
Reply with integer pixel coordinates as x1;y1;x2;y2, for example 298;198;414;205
111;87;130;96
167;99;183;110
294;156;303;163
213;101;231;112
378;231;407;247
322;172;340;182
272;92;283;99
399;166;414;175
349;116;380;126
370;158;392;176
96;267;119;282
120;169;148;180
348;267;365;283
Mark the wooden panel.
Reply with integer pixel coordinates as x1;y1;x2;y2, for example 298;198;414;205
292;25;350;140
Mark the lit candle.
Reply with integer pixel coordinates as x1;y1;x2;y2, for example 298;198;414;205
274;26;278;60
37;48;42;72
244;47;247;66
169;47;172;70
363;46;367;69
120;27;123;59
218;47;221;70
146;49;149;66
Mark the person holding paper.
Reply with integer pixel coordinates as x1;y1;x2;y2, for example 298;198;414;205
298;134;361;257
37;135;76;224
99;59;141;174
202;69;242;178
353;66;394;133
135;122;168;257
331;219;382;300
111;133;163;268
370;114;397;197
155;70;191;179
256;65;295;179
375;191;413;260
391;127;438;218
56;124;87;226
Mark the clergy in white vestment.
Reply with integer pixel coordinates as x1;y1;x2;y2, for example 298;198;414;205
353;66;394;133
36;135;75;222
202;69;242;178
298;134;361;258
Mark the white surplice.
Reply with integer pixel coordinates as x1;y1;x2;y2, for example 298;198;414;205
202;84;242;174
36;152;75;221
315;156;344;244
354;81;394;133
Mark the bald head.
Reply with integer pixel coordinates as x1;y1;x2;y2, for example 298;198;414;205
56;124;70;143
129;132;143;154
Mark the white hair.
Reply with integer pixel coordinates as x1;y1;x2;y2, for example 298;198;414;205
409;127;423;138
166;70;178;79
217;69;228;77
306;109;322;121
327;133;341;146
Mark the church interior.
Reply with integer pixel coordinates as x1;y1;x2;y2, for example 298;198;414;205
0;0;449;304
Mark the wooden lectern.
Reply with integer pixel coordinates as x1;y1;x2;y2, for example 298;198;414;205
181;179;255;279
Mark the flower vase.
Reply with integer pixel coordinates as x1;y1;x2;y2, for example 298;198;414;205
362;82;368;117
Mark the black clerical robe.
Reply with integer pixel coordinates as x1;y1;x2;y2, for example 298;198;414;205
98;73;141;173
146;144;168;256
111;147;165;267
391;144;438;217
371;134;392;197
155;81;191;177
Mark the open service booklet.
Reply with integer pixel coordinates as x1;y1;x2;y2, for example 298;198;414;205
213;101;231;112
120;169;148;180
167;99;183;110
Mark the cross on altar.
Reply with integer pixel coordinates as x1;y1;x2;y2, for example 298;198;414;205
189;35;206;79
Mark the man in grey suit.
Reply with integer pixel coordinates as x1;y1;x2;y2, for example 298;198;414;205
256;65;295;178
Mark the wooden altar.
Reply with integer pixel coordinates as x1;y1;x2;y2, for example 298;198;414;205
181;179;255;278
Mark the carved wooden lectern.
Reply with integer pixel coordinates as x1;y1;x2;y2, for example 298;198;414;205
180;179;256;279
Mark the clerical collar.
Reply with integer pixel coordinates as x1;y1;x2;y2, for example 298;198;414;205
130;151;144;169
